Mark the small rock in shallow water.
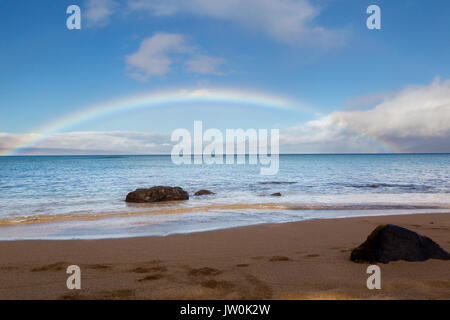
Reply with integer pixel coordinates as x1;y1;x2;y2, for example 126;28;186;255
126;186;189;203
194;189;215;196
259;181;296;185
350;224;450;263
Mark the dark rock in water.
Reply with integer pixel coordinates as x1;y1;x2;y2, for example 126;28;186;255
270;192;282;196
353;184;379;188
126;186;189;203
259;181;296;185
194;189;215;196
351;224;450;263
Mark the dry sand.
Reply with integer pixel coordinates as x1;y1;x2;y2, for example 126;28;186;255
0;213;449;300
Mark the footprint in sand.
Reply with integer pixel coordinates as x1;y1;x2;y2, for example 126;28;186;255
245;275;273;299
84;264;112;270
100;289;135;299
62;289;135;300
138;274;165;282
31;261;68;272
236;264;250;268
188;267;222;277
269;256;291;262
0;265;20;271
132;265;167;273
201;279;234;289
33;262;113;272
132;263;168;282
251;256;265;260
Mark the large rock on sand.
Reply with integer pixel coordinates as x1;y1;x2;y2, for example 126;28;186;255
351;224;450;263
126;186;189;203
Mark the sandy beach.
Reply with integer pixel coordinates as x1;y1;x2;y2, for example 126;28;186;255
0;213;448;300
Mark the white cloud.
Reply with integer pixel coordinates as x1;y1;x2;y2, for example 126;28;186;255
0;132;173;155
85;0;118;27
126;33;188;79
331;78;450;139
125;33;224;80
343;91;396;111
280;78;450;152
0;133;37;153
126;0;346;46
185;55;225;75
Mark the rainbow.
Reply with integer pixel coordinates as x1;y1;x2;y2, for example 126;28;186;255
336;124;398;153
0;88;399;155
1;88;303;156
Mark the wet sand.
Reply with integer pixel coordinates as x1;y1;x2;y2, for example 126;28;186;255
0;213;448;300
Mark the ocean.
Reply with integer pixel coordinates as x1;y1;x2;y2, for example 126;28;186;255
0;154;449;240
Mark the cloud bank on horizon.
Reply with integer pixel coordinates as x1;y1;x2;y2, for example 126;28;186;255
280;78;450;153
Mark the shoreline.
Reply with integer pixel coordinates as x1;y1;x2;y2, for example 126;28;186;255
1;206;450;241
0;213;449;299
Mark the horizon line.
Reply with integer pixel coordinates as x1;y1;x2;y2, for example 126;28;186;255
1;153;450;157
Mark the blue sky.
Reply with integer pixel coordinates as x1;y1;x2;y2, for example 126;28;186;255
1;0;450;154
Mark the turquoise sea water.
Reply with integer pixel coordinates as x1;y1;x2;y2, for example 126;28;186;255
0;154;449;240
